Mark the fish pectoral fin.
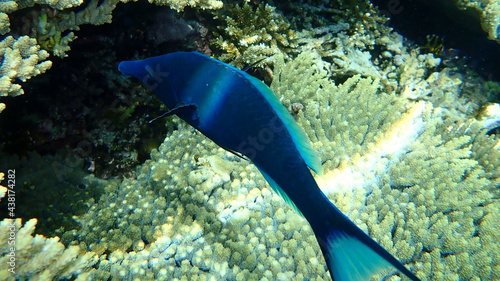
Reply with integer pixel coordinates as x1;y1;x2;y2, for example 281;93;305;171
171;104;199;120
149;104;198;123
226;149;249;161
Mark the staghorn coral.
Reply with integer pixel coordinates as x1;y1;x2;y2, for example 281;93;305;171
143;0;223;11
295;17;490;121
72;118;331;280
66;52;498;280
0;218;98;280
270;52;417;171
211;2;298;68
0;35;51;110
380;120;499;280
271;51;500;280
0;48;496;280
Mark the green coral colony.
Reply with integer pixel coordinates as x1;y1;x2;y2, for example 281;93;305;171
0;0;499;280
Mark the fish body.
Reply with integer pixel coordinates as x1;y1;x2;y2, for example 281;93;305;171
119;52;420;281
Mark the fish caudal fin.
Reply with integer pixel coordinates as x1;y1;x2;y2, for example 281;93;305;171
314;205;421;281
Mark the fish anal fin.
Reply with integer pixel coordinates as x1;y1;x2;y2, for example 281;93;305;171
256;168;304;217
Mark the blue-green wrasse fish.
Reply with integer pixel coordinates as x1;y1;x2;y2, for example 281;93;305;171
118;51;421;281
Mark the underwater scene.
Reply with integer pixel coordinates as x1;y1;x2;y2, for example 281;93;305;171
0;0;499;280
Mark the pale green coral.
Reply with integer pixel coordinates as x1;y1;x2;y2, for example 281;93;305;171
144;0;223;11
0;0;117;110
0;0;498;280
380;120;499;279
271;52;415;171
71;119;331;280
211;2;298;68
455;0;500;44
0;218;98;281
0;0;19;35
0;11;10;34
0;0;224;111
0;35;52;110
294;18;488;121
1;49;497;280
271;51;500;280
64;52;498;280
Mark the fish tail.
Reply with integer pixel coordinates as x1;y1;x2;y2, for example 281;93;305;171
312;202;420;281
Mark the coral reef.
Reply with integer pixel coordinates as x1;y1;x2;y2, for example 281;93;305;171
0;0;499;280
0;36;51;111
453;0;500;44
294;18;488;121
144;0;223;11
0;172;6;199
0;218;98;280
0;0;223;112
58;52;498;280
211;2;298;67
271;51;500;280
1;0;223;55
71;118;332;280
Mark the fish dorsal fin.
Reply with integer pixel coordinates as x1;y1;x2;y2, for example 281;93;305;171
246;75;323;175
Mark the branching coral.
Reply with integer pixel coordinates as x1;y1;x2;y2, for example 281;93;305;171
455;0;500;44
0;35;51;111
293;15;490;122
0;172;6;200
0;218;97;280
0;0;223;112
211;2;297;67
271;51;500;280
72;118;331;280
67;51;498;280
379;119;499;280
2;46;496;280
144;0;223;11
0;0;497;279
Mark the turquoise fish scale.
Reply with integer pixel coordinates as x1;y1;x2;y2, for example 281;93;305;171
118;51;421;281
